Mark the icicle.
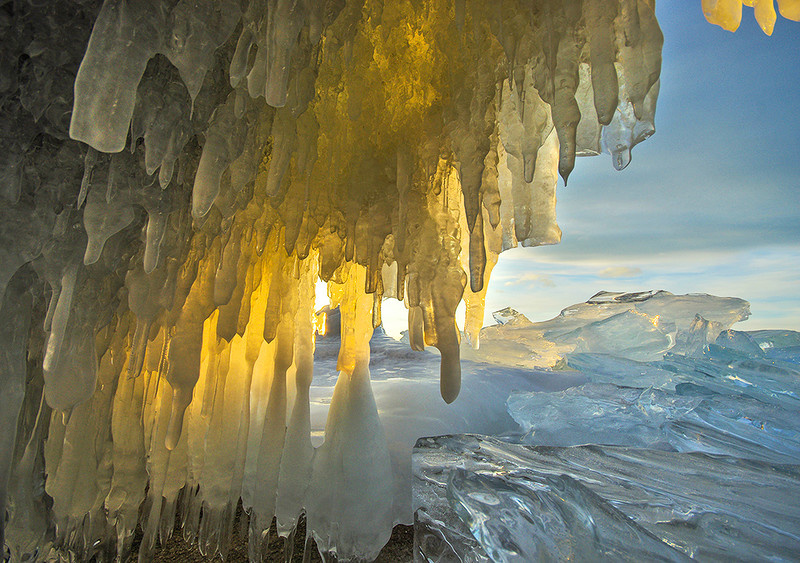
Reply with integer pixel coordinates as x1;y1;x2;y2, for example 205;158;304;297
42;261;98;411
78;147;98;208
264;0;308;108
0;272;33;554
82;188;135;265
306;263;393;560
751;0;778;34
275;258;317;534
192;94;246;219
70;0;163;152
778;0;800;20
703;0;744;31
586;0;619;125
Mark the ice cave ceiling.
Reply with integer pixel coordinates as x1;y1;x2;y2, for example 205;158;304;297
1;0;798;561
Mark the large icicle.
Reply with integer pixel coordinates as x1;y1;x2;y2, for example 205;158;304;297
306;263;394;560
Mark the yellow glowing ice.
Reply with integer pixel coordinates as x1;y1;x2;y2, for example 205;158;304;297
27;1;670;560
704;0;799;34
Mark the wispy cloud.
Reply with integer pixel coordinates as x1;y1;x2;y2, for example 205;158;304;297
597;266;642;278
504;273;555;287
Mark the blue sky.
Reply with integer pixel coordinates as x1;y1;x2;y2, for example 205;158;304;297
485;4;800;331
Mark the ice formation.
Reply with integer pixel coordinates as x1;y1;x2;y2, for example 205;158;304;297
703;0;800;34
0;0;791;561
2;1;667;560
414;434;800;561
465;290;752;367
415;317;800;561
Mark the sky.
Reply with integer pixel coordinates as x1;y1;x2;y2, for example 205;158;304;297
482;4;800;332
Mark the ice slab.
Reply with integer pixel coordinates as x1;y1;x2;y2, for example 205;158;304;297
548;330;800;464
470;291;751;368
413;434;800;562
508;382;800;464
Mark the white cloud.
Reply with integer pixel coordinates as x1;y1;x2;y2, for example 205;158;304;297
597;266;642;278
504;272;555;287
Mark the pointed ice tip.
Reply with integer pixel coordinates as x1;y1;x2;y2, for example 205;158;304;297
441;384;459;404
440;353;461;404
165;415;182;450
143;256;156;275
84;245;101;265
191;202;209;221
612;148;632;171
559;155;575;186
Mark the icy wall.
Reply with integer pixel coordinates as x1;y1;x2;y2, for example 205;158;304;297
0;0;793;561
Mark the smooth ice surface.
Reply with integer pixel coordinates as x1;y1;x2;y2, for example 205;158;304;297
413;434;800;562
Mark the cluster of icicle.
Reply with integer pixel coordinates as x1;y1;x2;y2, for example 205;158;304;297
702;0;800;35
1;0;663;561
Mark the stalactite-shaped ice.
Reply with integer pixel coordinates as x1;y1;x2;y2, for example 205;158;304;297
498;78;561;247
575;63;603;156
165;252;216;450
192;94;247;219
70;0;165;152
0;271;33;554
603;64;660;171
3;0;678;560
585;2;618;125
550;7;583;185
264;0;309;108
750;0;778;34
42;261;99;412
0;201;48;304
247;255;301;560
275;258;318;535
778;0;800;20
307;263;393;560
704;0;745;31
82;187;136;265
164;0;241;102
105;355;148;561
705;0;799;33
126;266;169;377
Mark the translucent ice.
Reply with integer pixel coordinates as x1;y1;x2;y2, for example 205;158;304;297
509;381;800;464
0;271;33;555
414;435;800;562
10;1;775;560
507;383;702;450
470;290;751;368
70;0;163;153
